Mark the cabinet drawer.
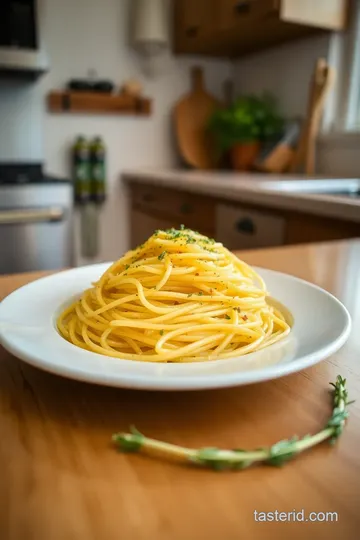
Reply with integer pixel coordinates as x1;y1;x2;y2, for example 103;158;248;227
131;184;216;233
216;203;285;250
218;0;279;32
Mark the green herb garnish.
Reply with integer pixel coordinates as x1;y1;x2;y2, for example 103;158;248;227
225;314;231;320
160;330;164;336
113;426;144;453
158;251;166;261
112;376;353;471
186;236;196;244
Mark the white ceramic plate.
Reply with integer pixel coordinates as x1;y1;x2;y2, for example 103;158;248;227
0;264;351;391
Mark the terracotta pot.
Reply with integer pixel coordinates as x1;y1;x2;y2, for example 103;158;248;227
230;141;260;171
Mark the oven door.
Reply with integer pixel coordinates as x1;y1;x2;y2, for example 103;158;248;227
0;184;73;274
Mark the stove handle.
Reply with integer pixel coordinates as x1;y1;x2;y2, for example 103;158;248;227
0;207;66;225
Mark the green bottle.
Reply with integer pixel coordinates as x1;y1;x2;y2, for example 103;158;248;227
73;136;91;203
90;136;106;204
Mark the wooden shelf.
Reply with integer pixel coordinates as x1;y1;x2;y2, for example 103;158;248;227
47;91;152;116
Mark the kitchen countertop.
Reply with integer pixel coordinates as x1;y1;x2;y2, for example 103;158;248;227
1;240;360;539
123;169;360;223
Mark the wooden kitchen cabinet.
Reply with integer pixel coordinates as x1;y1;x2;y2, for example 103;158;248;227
285;212;359;245
130;183;215;249
216;202;286;250
173;0;348;57
174;0;217;54
217;0;279;33
128;183;359;251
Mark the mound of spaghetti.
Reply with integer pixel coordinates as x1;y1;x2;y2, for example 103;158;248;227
57;227;290;362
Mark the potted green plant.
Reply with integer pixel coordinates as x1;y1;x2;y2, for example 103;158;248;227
208;94;284;171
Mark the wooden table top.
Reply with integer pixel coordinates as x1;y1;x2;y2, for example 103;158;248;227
1;240;360;540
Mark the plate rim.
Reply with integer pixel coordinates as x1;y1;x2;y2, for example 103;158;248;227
0;263;352;391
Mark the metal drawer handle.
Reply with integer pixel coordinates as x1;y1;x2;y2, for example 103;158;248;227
235;217;256;235
0;207;66;225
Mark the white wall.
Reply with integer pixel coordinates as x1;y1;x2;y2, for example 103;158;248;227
317;133;360;176
0;80;43;161
233;35;331;118
0;0;231;264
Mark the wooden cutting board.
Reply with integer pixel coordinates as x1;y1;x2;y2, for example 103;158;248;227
174;66;221;170
290;58;335;175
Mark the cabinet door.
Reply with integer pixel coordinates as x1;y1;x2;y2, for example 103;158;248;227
174;0;216;51
217;0;279;33
131;184;216;234
280;0;347;31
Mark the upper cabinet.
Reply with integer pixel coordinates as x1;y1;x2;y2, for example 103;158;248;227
173;0;348;58
174;0;217;46
217;0;279;33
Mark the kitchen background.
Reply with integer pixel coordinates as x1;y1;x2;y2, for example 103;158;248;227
1;0;359;272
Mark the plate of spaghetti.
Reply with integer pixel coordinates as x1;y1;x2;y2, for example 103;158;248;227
0;227;351;390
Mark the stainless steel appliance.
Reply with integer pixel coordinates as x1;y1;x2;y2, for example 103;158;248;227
0;163;74;274
0;0;48;78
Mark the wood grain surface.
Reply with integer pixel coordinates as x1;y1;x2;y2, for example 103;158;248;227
1;240;360;540
47;91;152;116
173;66;221;170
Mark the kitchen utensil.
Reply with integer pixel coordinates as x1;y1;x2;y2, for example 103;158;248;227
290;58;335;175
255;120;301;173
174;66;221;169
